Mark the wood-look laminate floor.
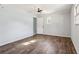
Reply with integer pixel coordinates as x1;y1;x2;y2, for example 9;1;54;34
0;34;76;54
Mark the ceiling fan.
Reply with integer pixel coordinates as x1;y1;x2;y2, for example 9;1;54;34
37;8;42;12
36;8;51;14
34;7;51;17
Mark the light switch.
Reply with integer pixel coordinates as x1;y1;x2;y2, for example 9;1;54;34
47;17;51;24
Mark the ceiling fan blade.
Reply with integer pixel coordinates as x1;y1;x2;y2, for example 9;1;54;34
37;8;42;12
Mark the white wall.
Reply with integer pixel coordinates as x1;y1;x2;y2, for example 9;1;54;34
44;11;71;37
0;5;33;46
71;5;79;53
37;10;71;37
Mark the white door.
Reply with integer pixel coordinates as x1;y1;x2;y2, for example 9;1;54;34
37;17;44;34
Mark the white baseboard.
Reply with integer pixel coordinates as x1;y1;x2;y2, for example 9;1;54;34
37;33;71;38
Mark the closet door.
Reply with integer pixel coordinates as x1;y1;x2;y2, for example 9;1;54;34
37;17;44;34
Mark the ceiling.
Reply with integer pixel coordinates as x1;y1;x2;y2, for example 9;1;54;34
1;4;72;14
17;4;72;13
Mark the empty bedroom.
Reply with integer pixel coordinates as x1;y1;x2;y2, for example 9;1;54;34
0;4;79;54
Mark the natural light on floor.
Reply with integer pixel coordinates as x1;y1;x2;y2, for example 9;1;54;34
21;40;37;45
